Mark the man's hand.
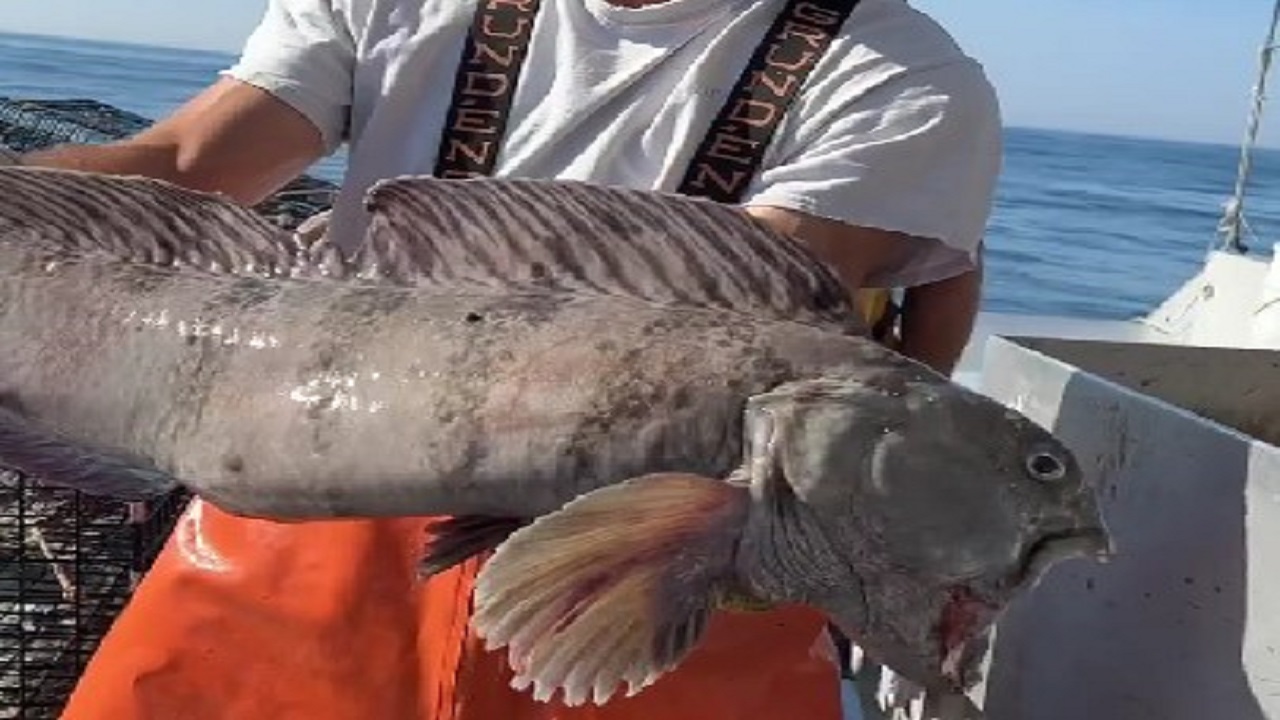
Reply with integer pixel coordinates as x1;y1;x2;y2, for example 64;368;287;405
18;78;325;204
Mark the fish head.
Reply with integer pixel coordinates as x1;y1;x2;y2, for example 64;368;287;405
742;370;1111;693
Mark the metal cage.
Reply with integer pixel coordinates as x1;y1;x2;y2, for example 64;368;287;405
0;97;338;718
0;475;189;719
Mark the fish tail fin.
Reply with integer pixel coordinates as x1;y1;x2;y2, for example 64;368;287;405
420;515;528;576
471;472;752;706
0;405;179;500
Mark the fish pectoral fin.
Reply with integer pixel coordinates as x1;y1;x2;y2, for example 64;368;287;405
0;404;178;501
471;472;751;707
420;515;529;576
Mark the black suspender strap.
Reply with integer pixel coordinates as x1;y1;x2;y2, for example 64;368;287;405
433;0;544;179
676;0;863;203
433;0;863;198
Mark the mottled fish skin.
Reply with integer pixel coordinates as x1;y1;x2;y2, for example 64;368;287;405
0;166;876;520
0;249;889;518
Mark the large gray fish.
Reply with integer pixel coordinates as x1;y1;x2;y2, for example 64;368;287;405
0;166;1110;709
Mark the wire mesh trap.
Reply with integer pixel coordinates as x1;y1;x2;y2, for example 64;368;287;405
0;474;189;719
0;96;339;718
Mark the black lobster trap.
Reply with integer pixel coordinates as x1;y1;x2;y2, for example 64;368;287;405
0;96;339;718
0;474;189;718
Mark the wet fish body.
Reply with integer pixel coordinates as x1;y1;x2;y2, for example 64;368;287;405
0;168;882;520
0;245;885;519
0;167;1111;711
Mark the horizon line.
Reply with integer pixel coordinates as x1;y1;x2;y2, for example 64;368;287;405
1;27;1276;153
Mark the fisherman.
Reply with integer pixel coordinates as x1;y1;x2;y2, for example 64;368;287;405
0;0;999;716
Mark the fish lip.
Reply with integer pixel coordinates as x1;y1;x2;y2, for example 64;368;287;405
1017;526;1113;587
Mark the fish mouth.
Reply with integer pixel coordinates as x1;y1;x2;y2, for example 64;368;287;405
935;526;1113;688
1018;526;1113;586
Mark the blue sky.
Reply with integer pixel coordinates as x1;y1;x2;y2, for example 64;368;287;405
3;0;1279;147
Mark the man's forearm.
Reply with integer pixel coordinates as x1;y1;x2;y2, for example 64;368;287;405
2;79;329;206
897;260;983;376
13;136;282;206
19;140;184;182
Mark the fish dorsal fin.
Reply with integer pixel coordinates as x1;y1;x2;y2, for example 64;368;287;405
356;176;857;327
0;167;314;277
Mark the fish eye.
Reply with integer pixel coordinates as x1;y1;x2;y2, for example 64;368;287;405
1025;451;1067;482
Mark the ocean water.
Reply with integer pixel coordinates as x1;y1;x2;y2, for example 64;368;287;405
4;29;1280;320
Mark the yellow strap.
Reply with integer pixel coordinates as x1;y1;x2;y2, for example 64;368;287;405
856;288;891;327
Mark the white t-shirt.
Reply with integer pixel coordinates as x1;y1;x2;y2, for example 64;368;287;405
224;0;1002;287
